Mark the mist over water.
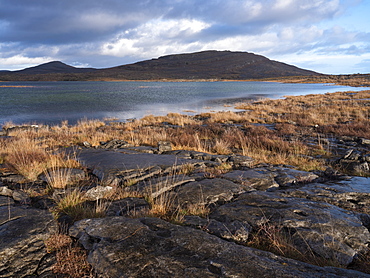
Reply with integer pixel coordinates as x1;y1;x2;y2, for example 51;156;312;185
0;81;367;126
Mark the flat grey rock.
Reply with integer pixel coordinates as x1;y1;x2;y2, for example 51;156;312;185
210;190;370;266
223;168;279;190
76;149;204;185
0;205;57;277
70;216;369;278
174;178;250;207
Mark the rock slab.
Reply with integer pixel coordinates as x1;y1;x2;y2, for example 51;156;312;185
70;216;369;278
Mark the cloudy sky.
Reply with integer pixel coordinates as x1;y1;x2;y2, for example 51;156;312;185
0;0;369;74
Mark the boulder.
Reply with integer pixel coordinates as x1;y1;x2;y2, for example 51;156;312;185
69;216;369;277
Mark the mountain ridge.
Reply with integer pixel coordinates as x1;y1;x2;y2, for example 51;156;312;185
0;50;320;81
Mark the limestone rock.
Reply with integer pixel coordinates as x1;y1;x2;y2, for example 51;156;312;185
157;141;172;153
85;185;113;201
210;191;370;266
226;155;254;167
0;186;13;197
69;216;369;278
106;197;150;216
274;167;319;186
174;178;248;208
76;149;202;186
0;195;14;206
100;139;132;149
183;215;251;243
12;190;30;203
0;174;26;183
0;205;57;277
223;168;279;191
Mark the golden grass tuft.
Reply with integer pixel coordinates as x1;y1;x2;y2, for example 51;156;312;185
45;233;93;278
53;189;106;221
4;137;50;181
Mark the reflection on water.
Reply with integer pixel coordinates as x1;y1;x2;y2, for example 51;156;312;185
0;81;368;126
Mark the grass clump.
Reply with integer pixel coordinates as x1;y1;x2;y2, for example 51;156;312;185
45;233;93;278
246;220;342;269
52;189;106;222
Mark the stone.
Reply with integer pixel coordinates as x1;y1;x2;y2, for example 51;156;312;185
106;197;150;216
0;205;57;277
223;168;279;191
69;216;369;277
76;149;202;186
0;195;14;206
339;160;369;175
85;185;113;201
358;138;370;145
100;139;132;149
0;174;26;183
226;155;254;167
174;178;249;208
133;175;196;199
183;215;251;242
279;177;370;216
83;141;92;147
274;167;319;186
12;190;30;203
158;141;172;153
0;186;13;197
210;191;370;266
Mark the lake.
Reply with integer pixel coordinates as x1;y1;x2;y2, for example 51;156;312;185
0;81;368;126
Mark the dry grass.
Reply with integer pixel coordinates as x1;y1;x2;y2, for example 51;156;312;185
2;137;81;181
45;233;93;278
52;189;106;221
234;90;370;132
349;251;370;274
247;220;342;268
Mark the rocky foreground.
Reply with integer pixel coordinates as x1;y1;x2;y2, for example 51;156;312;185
1;136;370;277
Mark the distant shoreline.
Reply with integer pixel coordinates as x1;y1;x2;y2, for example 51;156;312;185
1;77;369;87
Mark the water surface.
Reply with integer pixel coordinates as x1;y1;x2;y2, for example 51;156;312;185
0;81;367;126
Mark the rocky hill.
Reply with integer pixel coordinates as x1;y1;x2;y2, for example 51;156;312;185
13;61;97;74
0;50;320;81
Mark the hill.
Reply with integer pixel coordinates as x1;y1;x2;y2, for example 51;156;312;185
0;50;320;81
13;61;97;74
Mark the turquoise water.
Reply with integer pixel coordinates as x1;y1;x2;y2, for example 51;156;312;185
0;81;367;126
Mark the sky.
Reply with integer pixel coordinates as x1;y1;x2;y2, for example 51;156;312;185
0;0;369;74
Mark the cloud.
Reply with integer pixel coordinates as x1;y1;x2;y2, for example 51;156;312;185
0;0;369;73
0;55;53;68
